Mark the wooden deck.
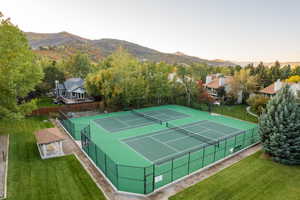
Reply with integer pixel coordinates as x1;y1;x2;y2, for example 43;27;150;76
59;97;94;105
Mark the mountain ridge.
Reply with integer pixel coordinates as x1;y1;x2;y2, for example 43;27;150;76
25;31;235;66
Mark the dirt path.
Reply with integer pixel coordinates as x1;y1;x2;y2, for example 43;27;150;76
0;135;8;199
53;119;261;200
246;106;259;118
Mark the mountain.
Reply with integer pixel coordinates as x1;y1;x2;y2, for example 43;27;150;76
25;32;235;66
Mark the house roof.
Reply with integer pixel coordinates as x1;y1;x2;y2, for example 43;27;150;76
205;76;232;89
35;128;65;145
63;78;84;92
73;87;85;94
259;83;276;94
259;81;296;95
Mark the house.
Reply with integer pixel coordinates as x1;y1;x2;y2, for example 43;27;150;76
204;74;243;104
54;78;94;104
259;79;300;99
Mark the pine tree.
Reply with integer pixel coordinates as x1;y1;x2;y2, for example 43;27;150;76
259;85;300;165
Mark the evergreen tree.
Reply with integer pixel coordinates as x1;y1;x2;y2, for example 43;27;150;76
255;62;269;87
259;85;300;165
280;65;292;80
293;66;300;76
269;61;281;82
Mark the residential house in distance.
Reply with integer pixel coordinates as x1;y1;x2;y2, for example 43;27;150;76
259;79;300;99
54;78;94;104
204;74;243;104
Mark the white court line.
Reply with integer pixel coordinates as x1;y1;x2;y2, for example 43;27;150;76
120;140;153;163
182;122;237;139
158;135;190;144
149;136;180;153
94;119;137;134
151;142;206;164
199;122;244;140
176;124;218;140
120;129;171;143
147;128;174;137
103;119;153;133
122;121;241;164
163;128;209;144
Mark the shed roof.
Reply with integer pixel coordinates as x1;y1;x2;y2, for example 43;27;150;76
35;128;65;145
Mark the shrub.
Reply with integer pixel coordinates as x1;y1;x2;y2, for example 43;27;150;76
247;94;269;114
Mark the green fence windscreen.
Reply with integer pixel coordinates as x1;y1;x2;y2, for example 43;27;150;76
79;125;259;195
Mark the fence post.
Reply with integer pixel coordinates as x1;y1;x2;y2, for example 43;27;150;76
202;147;205;167
152;164;155;192
187;152;191;174
243;131;246;147
144;167;146;194
104;154;107;174
224;139;227;157
213;144;217;162
95;144;98;165
87;138;90;155
234;135;237;147
116;164;119;189
171;159;174;181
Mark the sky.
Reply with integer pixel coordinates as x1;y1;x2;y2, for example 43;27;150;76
2;0;300;62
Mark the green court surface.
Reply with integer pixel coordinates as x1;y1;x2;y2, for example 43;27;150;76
122;120;243;164
59;105;259;195
93;108;189;132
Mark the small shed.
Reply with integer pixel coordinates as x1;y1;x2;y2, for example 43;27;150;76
35;128;66;159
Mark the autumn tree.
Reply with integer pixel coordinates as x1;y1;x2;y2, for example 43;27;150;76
85;49;173;108
64;53;92;78
247;94;269;114
228;69;258;103
286;75;300;83
197;80;214;112
174;65;199;106
0;13;43;119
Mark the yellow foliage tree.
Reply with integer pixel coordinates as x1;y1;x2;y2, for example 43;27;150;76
228;69;258;103
286;75;300;83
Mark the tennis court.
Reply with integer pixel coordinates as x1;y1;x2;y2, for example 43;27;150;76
59;105;259;195
123;120;243;164
93;108;189;132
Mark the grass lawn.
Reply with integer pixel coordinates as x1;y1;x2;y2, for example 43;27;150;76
212;105;258;123
170;151;300;200
0;117;106;200
36;97;61;108
193;104;258;123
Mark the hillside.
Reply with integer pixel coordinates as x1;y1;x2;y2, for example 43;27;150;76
26;32;235;66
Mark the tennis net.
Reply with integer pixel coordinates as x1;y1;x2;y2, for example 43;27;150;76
166;122;218;145
131;110;163;124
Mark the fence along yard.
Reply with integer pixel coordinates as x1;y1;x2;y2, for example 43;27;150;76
58;105;259;195
31;101;104;116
